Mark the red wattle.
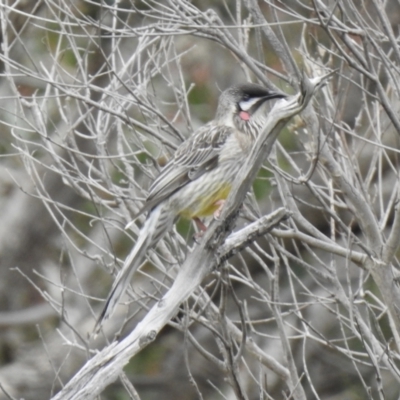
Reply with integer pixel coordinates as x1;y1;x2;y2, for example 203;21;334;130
239;111;250;121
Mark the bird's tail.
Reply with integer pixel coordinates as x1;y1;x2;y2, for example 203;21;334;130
95;205;172;333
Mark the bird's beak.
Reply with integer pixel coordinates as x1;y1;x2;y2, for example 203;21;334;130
262;91;287;101
239;92;287;112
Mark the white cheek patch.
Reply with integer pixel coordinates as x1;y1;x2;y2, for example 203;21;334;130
239;97;262;111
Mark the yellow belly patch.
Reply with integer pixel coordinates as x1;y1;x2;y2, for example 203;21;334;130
180;183;232;219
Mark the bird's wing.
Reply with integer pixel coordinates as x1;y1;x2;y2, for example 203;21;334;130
134;123;233;217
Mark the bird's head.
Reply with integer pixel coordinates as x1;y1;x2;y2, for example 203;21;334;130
216;83;287;129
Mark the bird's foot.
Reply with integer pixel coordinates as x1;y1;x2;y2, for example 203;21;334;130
213;199;226;220
193;217;207;243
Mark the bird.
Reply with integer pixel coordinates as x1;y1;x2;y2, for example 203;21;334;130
95;83;286;330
